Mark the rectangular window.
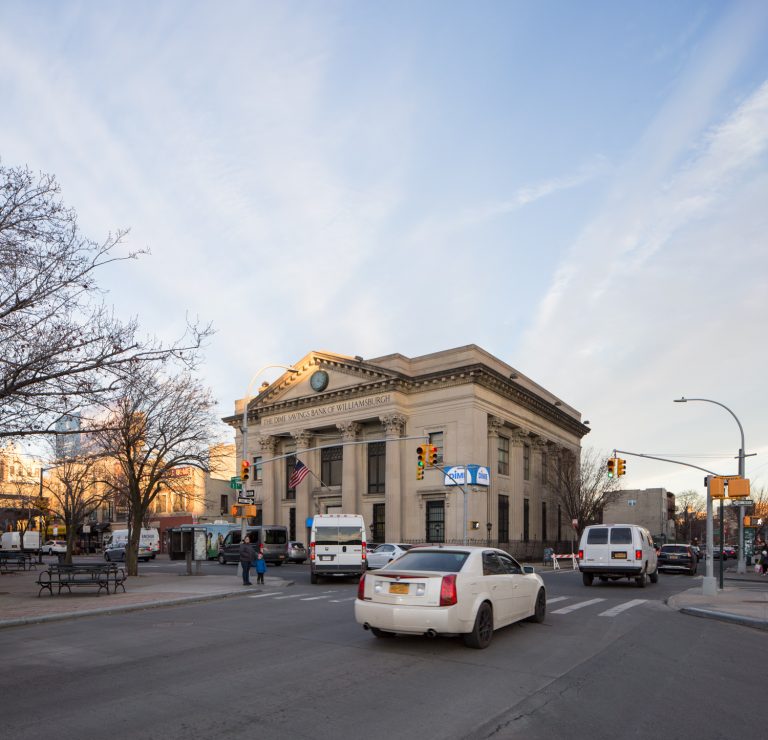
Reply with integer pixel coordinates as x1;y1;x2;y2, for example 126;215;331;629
428;432;444;464
587;528;609;544
252;455;263;482
498;436;509;476
220;494;228;515
498;494;509;543
523;498;530;542
321;446;343;486
289;507;296;541
367;442;385;494
426;500;445;543
541;501;547;541
285;455;297;500
523;444;531;481
372;502;385;542
541;451;548;484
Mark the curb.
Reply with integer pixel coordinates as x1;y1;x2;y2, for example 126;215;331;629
679;606;768;631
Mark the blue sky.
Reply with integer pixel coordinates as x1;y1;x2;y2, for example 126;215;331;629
2;1;768;496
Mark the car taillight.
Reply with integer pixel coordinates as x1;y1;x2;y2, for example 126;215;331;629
309;543;315;561
362;541;367;561
578;549;584;560
440;574;457;606
635;549;642;560
357;574;366;600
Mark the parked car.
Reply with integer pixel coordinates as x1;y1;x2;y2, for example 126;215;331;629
287;541;307;563
42;539;67;555
657;544;698;575
711;545;736;560
104;541;152;562
355;545;546;649
366;543;413;570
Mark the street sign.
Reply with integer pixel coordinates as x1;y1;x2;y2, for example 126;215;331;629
229;476;242;490
237;496;254;504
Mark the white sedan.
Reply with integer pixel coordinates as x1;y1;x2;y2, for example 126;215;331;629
43;539;67;555
366;543;413;569
355;545;546;649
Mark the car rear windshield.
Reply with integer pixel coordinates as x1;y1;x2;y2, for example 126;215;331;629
586;528;609;544
386;550;469;572
263;528;287;545
661;545;689;554
314;526;362;546
610;528;632;545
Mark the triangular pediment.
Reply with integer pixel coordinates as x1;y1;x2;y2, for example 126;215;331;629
247;351;400;411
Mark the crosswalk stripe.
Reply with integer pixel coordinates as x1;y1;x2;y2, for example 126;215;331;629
547;596;569;604
300;595;335;601
273;593;311;600
247;592;282;598
551;598;605;614
329;598;356;603
598;599;647;617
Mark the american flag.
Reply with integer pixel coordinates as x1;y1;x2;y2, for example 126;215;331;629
289;459;310;489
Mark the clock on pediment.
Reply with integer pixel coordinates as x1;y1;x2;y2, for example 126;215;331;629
310;370;329;392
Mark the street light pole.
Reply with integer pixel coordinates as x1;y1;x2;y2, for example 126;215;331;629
674;397;748;583
239;364;299;579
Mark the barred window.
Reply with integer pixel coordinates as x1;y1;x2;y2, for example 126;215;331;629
498;436;509;476
321;446;343;486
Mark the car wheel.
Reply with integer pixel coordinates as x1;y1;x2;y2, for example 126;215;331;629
310;572;318;584
582;573;594;587
272;561;282;567
370;627;395;639
218;553;226;565
105;553;110;562
636;573;647;588
649;569;659;584
463;602;494;649
526;588;546;623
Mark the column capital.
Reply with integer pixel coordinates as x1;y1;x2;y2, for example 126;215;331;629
257;435;278;454
291;430;313;449
487;416;505;437
380;412;407;437
532;436;549;450
510;428;530;447
337;421;361;442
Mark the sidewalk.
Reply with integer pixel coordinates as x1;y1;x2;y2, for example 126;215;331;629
0;563;294;629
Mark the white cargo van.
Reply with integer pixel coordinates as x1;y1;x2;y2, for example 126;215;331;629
108;528;160;559
578;523;658;587
309;514;367;584
1;531;41;552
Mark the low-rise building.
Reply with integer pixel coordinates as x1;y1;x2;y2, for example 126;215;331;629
602;487;676;544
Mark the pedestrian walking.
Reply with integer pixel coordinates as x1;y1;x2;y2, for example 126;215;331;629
760;549;768;576
239;536;255;585
255;551;267;584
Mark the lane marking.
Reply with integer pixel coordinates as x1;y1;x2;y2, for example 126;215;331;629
300;595;336;601
598;599;648;617
329;598;356;603
547;596;569;604
551;598;605;614
273;593;311;600
247;592;282;598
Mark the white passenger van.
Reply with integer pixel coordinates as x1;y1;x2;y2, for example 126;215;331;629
309;514;367;584
578;523;658;588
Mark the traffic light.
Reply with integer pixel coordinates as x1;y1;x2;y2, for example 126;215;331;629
607;458;616;478
240;460;250;481
428;445;438;468
416;445;426;480
617;458;626;477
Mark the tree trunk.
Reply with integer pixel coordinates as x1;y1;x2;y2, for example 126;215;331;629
127;508;143;576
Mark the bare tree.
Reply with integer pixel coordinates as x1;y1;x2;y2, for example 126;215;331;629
550;447;621;540
42;449;111;563
93;364;225;575
0;162;212;439
674;490;706;542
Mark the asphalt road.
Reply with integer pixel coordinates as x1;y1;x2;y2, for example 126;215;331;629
2;564;764;740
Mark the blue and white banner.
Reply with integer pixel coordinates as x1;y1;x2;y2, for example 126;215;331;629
443;465;490;487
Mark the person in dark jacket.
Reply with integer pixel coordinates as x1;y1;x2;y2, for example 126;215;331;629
239;536;255;585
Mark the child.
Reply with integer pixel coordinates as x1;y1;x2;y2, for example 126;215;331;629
255;552;267;584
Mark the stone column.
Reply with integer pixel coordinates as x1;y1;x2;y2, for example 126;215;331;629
337;422;361;513
380;412;407;542
257;435;278;524
510;428;529;541
531;437;549;542
487;416;505;545
292;430;313;542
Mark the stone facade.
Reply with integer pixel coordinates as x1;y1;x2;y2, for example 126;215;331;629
602;487;676;543
224;346;590;548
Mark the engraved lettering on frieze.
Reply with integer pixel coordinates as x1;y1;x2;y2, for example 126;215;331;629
261;393;393;427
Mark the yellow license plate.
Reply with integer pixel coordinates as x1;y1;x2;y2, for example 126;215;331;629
389;583;409;594
612;552;627;559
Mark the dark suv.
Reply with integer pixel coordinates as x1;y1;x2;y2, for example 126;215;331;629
658;544;698;575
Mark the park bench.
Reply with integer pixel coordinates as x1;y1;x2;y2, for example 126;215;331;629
36;562;126;597
0;551;37;573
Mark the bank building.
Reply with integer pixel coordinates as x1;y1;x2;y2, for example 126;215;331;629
224;345;589;555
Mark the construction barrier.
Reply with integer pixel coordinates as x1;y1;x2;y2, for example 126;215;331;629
552;554;579;570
